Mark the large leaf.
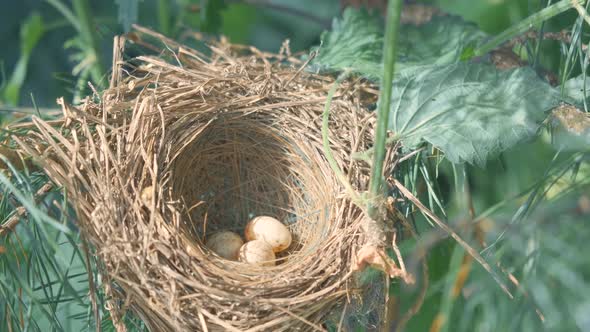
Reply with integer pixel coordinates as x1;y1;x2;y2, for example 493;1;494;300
396;16;487;74
310;9;487;79
389;63;561;165
311;8;383;79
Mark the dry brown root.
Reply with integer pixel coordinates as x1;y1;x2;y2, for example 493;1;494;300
352;215;415;284
352;245;412;283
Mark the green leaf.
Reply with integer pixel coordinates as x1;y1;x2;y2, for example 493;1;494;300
310;9;487;79
311;8;383;79
396;16;487;74
20;13;45;55
2;13;45;105
389;63;561;165
561;74;590;106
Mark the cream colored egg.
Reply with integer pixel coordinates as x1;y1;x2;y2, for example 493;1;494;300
238;240;276;266
140;186;154;205
206;231;244;260
245;216;292;252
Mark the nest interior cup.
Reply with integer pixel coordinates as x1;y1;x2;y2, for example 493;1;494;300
12;27;389;331
171;115;314;240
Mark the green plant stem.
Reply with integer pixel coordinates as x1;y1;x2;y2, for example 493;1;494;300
158;0;172;36
322;72;361;204
473;0;585;57
45;0;81;32
71;0;105;88
367;0;403;218
44;17;117;32
573;0;590;25
532;0;553;69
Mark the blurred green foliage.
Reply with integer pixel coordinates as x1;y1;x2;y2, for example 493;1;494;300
1;1;589;331
2;0;568;108
2;13;45;106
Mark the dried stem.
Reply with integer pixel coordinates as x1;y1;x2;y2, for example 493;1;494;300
0;183;53;237
392;178;514;298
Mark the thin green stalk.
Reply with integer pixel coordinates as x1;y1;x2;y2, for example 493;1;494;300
532;0;552;69
71;0;105;88
559;7;585;88
45;0;81;32
573;0;590;24
367;0;403;218
472;0;585;57
322;72;361;204
158;0;172;37
44;17;118;32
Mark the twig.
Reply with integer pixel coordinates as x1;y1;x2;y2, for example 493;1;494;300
282;49;318;88
497;262;546;322
0;183;53;237
390;231;413;283
392;178;514;298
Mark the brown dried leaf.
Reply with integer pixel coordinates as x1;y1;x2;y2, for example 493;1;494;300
352;245;415;284
490;47;525;70
552;104;590;135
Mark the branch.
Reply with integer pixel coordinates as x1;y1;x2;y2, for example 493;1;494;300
0;183;53;237
392;178;514;299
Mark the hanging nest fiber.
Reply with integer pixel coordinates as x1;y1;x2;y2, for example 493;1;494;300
8;27;410;331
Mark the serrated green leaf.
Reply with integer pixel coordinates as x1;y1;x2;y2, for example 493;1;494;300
389;63;561;165
311;8;383;79
310;9;487;79
396;16;487;74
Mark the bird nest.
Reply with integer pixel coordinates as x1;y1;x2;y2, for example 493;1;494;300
8;27;410;331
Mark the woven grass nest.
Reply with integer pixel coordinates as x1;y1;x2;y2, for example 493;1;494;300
10;27;412;331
